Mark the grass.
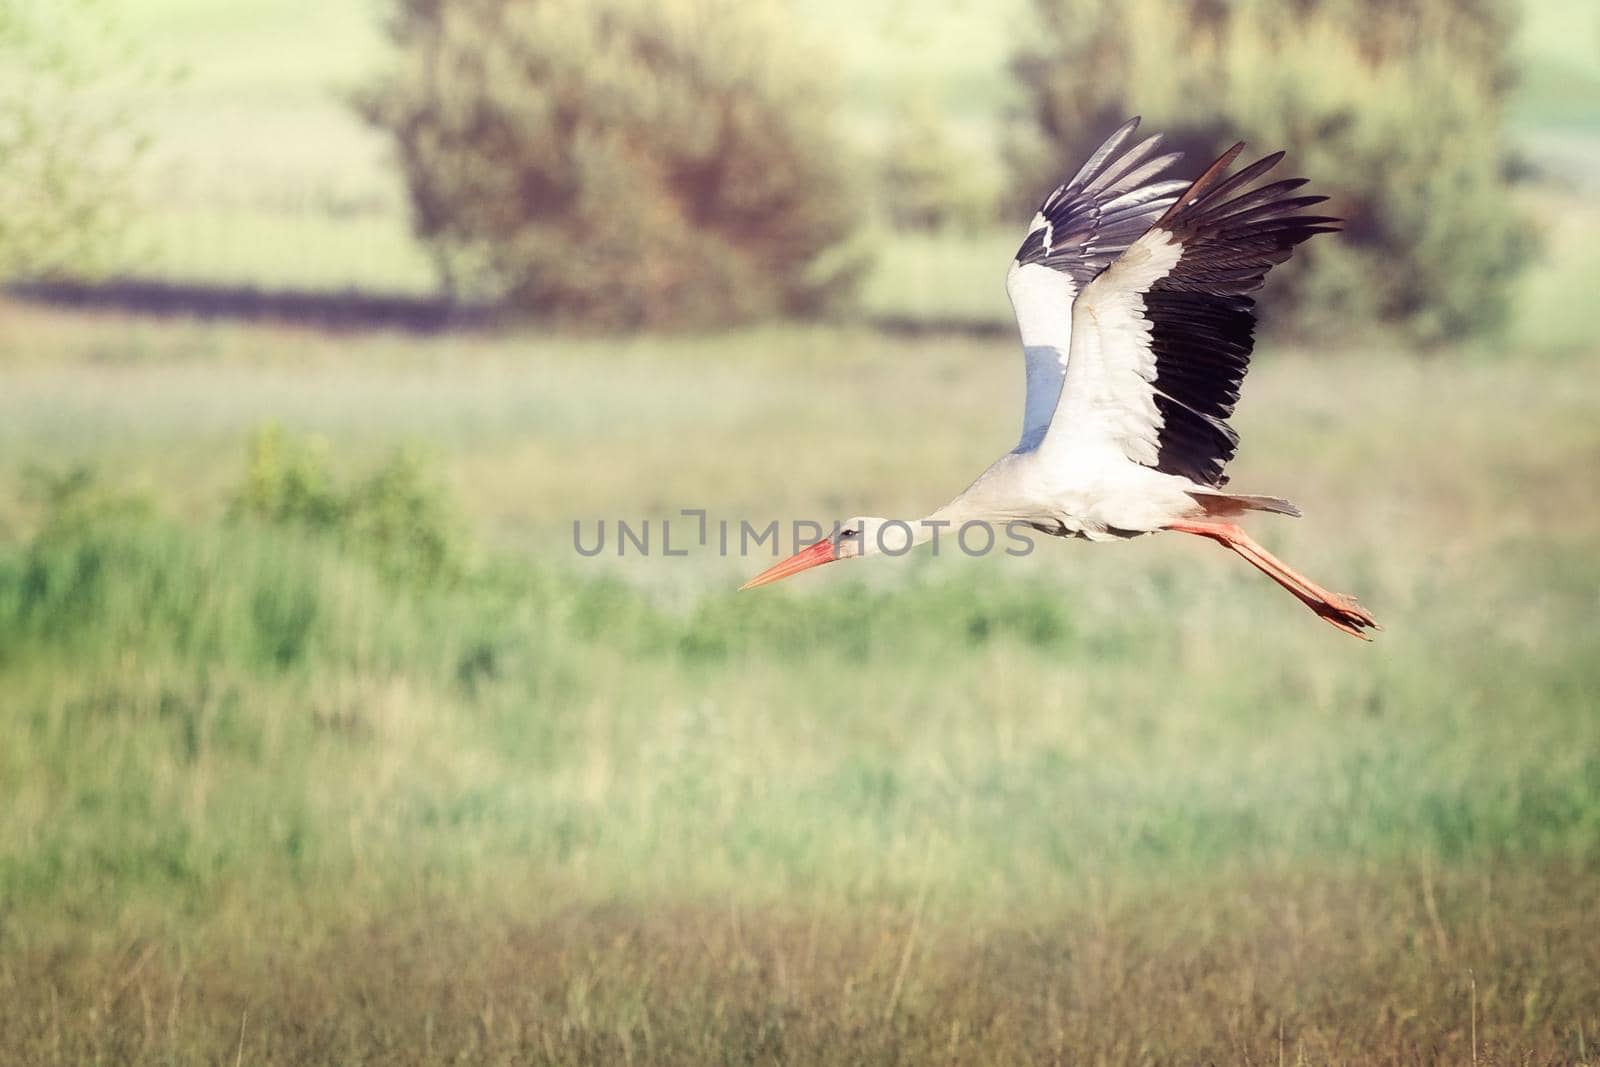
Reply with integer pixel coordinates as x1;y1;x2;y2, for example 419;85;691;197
1514;0;1600;131
2;302;1599;1061
8;870;1598;1063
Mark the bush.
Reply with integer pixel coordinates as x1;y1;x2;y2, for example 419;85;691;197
360;0;868;328
231;423;468;587
1009;0;1531;342
20;464;153;536
0;0;150;279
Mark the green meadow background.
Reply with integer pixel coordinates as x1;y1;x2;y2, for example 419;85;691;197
2;1;1599;1062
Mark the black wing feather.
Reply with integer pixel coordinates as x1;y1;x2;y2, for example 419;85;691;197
1016;117;1189;286
1143;148;1338;486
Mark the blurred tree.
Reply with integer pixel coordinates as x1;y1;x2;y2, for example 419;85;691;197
878;96;999;231
0;0;148;279
360;0;869;328
1009;0;1531;342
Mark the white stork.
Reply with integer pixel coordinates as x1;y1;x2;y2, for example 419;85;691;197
742;118;1380;639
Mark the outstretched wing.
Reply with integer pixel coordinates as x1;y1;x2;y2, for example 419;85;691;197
1038;144;1339;487
1006;117;1189;451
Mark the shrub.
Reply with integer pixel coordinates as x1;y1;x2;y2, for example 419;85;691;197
359;0;868;328
231;423;468;587
1009;0;1531;342
20;464;153;536
0;0;151;279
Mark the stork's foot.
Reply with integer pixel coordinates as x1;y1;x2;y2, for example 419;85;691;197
1304;590;1381;640
1165;519;1382;641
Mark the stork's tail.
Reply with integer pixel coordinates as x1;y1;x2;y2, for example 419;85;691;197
1186;490;1302;518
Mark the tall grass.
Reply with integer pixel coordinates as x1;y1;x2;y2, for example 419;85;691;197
0;298;1596;1058
2;403;1598;1059
4;426;1598;931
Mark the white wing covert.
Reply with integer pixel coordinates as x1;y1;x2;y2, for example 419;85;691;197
1039;144;1340;486
1005;117;1188;452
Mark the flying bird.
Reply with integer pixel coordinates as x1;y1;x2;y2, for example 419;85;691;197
742;118;1379;639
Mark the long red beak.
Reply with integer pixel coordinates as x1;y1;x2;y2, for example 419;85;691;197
739;537;837;590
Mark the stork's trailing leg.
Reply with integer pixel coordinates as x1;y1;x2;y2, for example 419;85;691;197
1165;520;1381;639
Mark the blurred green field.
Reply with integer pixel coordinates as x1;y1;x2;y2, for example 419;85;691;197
3;300;1600;1060
3;0;1600;1063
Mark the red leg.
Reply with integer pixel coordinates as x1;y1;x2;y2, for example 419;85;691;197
1165;520;1381;640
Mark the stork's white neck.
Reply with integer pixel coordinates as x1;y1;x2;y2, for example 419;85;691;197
1006;261;1077;350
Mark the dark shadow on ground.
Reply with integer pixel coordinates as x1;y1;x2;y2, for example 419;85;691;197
7;278;497;334
868;313;1010;340
8;277;1013;339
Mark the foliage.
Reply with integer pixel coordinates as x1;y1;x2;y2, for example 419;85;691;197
1009;0;1532;342
0;0;150;279
19;463;152;534
877;98;998;231
231;422;468;587
359;0;868;328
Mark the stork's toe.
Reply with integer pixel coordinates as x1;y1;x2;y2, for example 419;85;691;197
1312;592;1381;639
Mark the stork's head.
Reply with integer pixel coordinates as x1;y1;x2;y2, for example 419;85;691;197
739;516;905;589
